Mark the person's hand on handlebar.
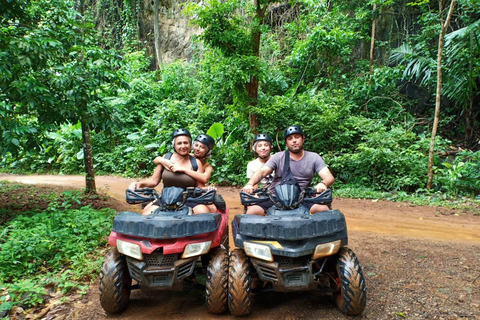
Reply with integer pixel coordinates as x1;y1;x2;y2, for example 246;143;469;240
129;182;139;190
242;184;254;194
314;182;328;194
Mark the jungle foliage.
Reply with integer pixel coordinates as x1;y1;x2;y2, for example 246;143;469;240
0;182;117;312
1;0;479;197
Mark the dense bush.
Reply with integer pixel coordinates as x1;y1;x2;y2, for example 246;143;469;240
435;150;480;196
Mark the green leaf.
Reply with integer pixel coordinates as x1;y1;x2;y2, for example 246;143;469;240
127;133;140;140
144;143;160;150
76;149;84;160
206;122;224;139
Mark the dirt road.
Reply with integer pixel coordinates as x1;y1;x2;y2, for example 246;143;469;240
2;174;480;319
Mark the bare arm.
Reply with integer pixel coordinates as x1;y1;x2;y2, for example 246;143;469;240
153;156;173;169
171;159;208;185
129;164;163;189
314;167;335;193
246;162;260;189
243;166;273;193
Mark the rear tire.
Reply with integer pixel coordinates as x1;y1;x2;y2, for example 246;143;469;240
334;246;366;316
99;247;132;314
205;248;229;313
228;249;252;316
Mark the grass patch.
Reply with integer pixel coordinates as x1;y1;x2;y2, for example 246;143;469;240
0;182;117;314
335;186;480;214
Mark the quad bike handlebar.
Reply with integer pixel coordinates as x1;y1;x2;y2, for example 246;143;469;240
126;187;216;208
240;186;333;209
239;188;270;206
302;188;333;205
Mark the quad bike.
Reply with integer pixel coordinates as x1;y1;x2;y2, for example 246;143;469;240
229;185;366;316
99;186;229;314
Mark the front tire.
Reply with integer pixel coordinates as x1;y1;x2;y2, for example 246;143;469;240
228;249;252;316
205;247;229;313
99;247;132;314
334;246;366;316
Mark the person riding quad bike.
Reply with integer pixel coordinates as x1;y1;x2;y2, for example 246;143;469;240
230;125;366;316
229;186;366;316
99;186;229;314
99;129;229;314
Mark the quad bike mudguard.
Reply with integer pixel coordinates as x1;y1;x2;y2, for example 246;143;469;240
112;211;222;239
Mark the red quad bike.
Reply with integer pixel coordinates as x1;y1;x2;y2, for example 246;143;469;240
228;185;366;316
99;186;229;314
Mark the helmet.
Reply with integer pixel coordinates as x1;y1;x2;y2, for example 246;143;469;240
195;134;215;151
253;133;272;145
172;128;191;140
172;128;192;151
252;133;273;152
284;125;304;139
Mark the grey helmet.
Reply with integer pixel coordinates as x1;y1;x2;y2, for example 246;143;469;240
172;128;192;151
253;133;273;145
284;125;304;139
195;134;215;151
252;133;273;152
172;128;191;140
252;133;273;159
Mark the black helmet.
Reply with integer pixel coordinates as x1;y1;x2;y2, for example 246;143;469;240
252;133;273;155
195;134;215;151
172;128;191;140
284;125;304;139
253;133;273;145
172;128;192;152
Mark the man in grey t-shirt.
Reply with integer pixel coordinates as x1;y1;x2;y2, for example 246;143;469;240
243;125;335;215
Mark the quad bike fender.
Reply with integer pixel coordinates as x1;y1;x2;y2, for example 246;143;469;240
233;209;346;240
109;208;229;255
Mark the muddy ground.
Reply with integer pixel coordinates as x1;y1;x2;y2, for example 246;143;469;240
1;174;480;320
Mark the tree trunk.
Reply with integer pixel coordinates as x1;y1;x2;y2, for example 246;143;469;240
245;76;259;132
369;3;377;85
244;0;268;133
81;121;97;194
465;31;475;147
427;0;456;190
153;0;162;69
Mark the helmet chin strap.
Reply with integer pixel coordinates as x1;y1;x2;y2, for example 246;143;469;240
258;154;270;160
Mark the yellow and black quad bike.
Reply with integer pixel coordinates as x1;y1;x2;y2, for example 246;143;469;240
229;185;366;316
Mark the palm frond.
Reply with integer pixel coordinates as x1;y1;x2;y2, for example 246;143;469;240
443;74;469;105
390;43;436;85
389;43;413;65
445;18;480;44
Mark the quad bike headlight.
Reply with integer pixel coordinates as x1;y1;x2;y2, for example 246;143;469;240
117;239;143;260
182;241;212;258
312;240;342;260
244;242;273;262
